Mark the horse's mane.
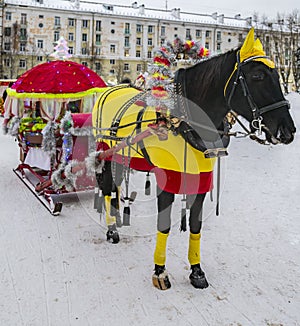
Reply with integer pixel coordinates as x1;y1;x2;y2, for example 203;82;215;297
179;49;237;101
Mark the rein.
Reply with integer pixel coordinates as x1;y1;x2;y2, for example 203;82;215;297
225;51;290;144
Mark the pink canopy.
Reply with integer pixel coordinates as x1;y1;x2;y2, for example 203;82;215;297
11;60;106;95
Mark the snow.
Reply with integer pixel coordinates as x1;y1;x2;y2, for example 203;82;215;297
0;93;300;325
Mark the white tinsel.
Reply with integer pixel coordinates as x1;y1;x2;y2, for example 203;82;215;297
84;151;105;177
7;117;20;136
41;121;57;157
51;160;83;191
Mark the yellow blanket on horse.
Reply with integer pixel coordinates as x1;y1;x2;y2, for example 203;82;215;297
92;86;215;174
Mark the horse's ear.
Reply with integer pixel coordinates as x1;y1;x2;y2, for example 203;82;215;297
240;27;255;61
253;38;275;68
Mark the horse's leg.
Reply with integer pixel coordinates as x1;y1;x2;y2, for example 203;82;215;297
102;161;123;243
187;193;209;289
152;187;174;290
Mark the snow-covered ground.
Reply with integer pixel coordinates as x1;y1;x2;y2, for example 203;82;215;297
0;93;300;326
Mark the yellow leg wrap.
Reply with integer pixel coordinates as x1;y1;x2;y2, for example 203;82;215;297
154;231;169;266
188;233;201;266
104;196;116;226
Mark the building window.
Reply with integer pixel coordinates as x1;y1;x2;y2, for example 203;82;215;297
37;39;44;49
124;63;130;71
69;47;74;54
95;47;101;55
217;31;221;41
136;24;142;33
82;20;88;28
82;61;88;66
110;44;116;53
125;23;130;34
136;50;141;57
136;38;142;46
124;49;129;57
20;42;26;52
205;42;209;49
21;13;27;25
54;31;60;42
68;18;75;27
148;25;154;33
217;43;221;51
124;37;130;47
148;38;153;46
110;69;115;74
68;33;74;42
95;20;101;32
37;56;43;62
205;30;210;38
96;34;101;45
110;59;115;65
4;58;10;67
19;59;26;68
6;12;12;20
82;33;87;42
4;27;11;36
20;28;27;40
196;29;201;38
161;26;166;36
147;51;152;59
137;64;142;72
4;43;11;51
81;48;87;55
55;16;61;26
111;21;115;25
95;62;101;71
186;29;191;39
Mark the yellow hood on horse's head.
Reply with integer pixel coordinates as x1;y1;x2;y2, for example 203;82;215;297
240;27;275;68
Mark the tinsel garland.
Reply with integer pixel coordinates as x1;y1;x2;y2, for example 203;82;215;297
146;38;210;111
7;117;21;136
60;111;74;163
146;46;175;111
51;159;83;191
84;150;105;177
41;121;57;157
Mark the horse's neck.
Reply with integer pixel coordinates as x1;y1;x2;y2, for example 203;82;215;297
184;52;236;128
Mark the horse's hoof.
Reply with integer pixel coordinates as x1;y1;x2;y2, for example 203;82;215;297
106;225;120;244
152;265;171;290
189;264;209;289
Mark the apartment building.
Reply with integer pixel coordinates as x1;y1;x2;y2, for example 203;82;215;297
0;0;271;83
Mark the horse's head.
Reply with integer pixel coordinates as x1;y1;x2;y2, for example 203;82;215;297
225;28;296;144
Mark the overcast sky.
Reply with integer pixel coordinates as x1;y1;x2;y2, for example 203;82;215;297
91;0;299;19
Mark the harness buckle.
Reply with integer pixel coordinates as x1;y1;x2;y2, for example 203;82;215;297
251;116;264;135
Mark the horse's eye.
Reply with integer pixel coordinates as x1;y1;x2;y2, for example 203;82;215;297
252;73;264;81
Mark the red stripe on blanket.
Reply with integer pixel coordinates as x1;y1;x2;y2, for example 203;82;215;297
153;167;213;194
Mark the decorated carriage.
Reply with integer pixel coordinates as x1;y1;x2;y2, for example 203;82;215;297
4;58;107;215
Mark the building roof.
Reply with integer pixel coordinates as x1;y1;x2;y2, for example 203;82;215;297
4;0;251;29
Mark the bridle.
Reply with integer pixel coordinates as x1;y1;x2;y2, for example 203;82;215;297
224;51;290;143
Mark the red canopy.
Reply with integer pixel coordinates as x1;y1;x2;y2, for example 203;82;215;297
11;60;106;94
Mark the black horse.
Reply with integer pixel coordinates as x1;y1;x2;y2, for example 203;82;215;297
92;29;296;290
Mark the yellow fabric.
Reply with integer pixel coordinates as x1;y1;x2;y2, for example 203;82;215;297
7;87;109;99
188;232;201;265
154;231;169;266
104;196;116;226
92;86;215;174
240;27;275;68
